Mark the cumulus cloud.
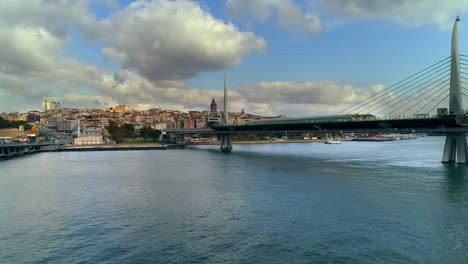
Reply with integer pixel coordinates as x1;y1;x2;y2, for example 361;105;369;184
62;94;119;109
0;0;108;40
102;0;266;81
235;80;373;116
0;0;266;112
227;0;467;31
320;0;468;30
227;0;322;34
238;81;370;105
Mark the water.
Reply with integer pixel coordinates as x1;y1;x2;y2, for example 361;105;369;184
1;137;467;263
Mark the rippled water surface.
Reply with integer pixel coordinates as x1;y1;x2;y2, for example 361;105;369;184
1;137;468;263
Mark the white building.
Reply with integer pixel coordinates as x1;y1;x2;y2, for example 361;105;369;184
42;100;61;112
73;124;103;145
73;136;103;145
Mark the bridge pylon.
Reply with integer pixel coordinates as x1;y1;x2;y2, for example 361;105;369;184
442;16;468;163
220;77;232;152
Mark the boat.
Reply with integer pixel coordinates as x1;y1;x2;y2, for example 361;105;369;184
325;139;341;144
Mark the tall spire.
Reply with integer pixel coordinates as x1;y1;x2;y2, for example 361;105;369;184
223;76;228;125
449;15;463;115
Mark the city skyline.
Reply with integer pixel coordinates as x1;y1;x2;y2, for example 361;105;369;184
0;0;467;116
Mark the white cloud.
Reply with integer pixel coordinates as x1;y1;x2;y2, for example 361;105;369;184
62;94;119;109
0;0;265;111
102;0;266;81
235;80;373;116
238;80;370;104
320;0;468;30
227;0;322;34
372;84;385;93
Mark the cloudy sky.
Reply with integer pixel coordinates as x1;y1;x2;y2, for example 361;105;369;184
0;0;467;116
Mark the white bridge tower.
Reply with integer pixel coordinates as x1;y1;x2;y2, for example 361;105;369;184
442;16;468;163
220;77;232;152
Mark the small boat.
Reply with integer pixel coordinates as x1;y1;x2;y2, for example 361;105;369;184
325;139;341;144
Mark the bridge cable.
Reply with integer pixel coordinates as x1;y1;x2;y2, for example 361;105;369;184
214;98;263;116
373;74;450;117
426;93;450;115
337;56;450;114
351;63;451;114
216;96;241;113
383;80;450;118
406;83;451;116
336;56;450;114
217;95;266;116
227;97;266;116
364;68;450;115
223;78;269;116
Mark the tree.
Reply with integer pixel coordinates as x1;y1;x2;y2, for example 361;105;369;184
0;117;31;130
106;120;125;143
122;123;135;138
139;126;162;141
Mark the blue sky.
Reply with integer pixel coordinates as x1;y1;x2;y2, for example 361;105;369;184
0;0;467;115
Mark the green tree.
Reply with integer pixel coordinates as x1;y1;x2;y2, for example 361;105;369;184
122;123;135;138
106;120;125;143
0;117;31;130
139;126;162;142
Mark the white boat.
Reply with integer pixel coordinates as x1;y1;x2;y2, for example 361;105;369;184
325;139;341;144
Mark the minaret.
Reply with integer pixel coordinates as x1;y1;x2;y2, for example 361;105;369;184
442;16;468;163
449;15;463;115
77;118;81;137
223;77;228;125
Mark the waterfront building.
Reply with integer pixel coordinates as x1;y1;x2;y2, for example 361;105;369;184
73;126;103;145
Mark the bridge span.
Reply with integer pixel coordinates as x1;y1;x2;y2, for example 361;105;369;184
0;143;60;159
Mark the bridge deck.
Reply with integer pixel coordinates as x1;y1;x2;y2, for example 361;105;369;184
166;116;468;135
212;116;464;131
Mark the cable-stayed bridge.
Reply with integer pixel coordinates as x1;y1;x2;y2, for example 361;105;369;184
167;17;468;163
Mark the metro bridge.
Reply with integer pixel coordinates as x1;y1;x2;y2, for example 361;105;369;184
167;16;468;163
167;116;468;135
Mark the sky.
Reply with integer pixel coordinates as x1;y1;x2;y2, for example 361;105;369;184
0;0;468;116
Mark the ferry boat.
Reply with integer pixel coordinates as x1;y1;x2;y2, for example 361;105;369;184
325;139;341;144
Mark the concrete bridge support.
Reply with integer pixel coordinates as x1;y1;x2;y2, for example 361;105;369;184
220;134;232;152
443;133;468;163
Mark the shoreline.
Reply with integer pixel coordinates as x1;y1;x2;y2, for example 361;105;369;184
58;140;336;152
190;139;349;145
59;143;184;152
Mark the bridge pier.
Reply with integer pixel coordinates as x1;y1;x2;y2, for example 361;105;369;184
443;133;468;163
220;134;232;152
